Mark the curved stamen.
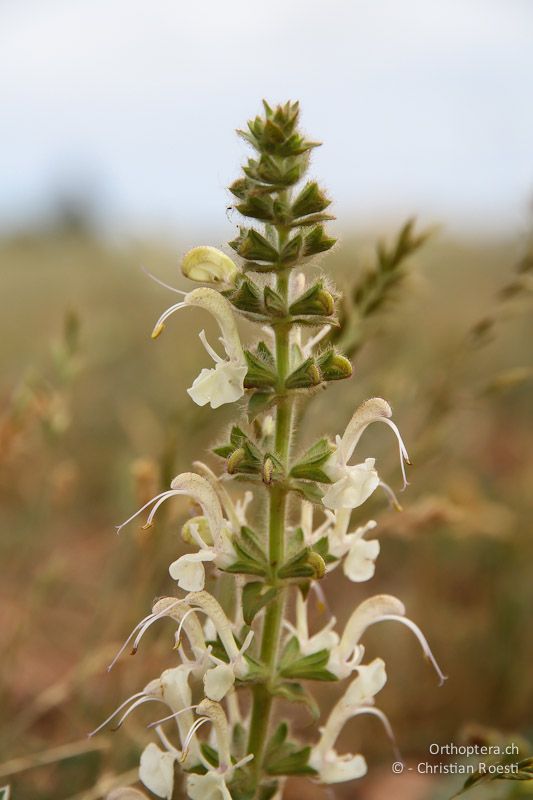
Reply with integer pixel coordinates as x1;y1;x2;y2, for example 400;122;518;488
131;599;185;654
88;691;147;737
174;607;203;650
147;704;199;730
141;265;187;296
154;724;182;756
180;717;211;762
151;301;187;339
349;706;402;764
110;696;163;731
380;418;411;489
375;614;447;686
107;613;155;671
378;481;403;511
115;490;179;534
145;489;188;527
199;329;224;363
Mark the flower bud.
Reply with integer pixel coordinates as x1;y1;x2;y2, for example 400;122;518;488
181;246;238;284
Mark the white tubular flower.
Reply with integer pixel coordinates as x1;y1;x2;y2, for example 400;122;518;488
284;590;339;656
193;460;253;533
139;742;176;800
106;597;207;673
322;457;380;510
329;594;446;685
325;509;380;582
322;397;411;511
116;472;236;592
169;549;217;592
182;591;254;699
309;658;392;785
181;246;239;285
151;287;247;409
185;700;254;800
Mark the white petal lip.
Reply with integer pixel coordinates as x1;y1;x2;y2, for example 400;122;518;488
139;743;175;800
203;663;236;701
169;551;216;592
316;751;368;783
322;459;380;510
187;362;247;409
343;538;380;582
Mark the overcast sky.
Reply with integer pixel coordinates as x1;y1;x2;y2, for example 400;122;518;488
1;0;533;238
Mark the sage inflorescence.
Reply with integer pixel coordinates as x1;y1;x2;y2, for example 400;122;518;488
100;101;445;800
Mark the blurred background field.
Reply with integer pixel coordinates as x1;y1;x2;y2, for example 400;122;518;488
1;0;533;798
1;217;532;799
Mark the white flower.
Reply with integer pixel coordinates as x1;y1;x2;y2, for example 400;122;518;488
283;589;339;656
139;743;176;800
184;591;254;694
322;397;411;511
181;246;238;284
343;536;380;581
115;472;236;592
187;771;233;800
328;594;446;684
203;663;236;702
310;658;396;785
322;457;380;510
169;549;217;592
151;287;247;409
183;700;253;799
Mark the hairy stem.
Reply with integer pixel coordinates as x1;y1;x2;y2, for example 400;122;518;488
247;267;294;792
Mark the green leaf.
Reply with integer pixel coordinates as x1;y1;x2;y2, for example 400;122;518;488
313;535;337;565
290;479;324;504
280;638;336;681
277;547;325;579
271;681;320;720
291;181;331;219
290;437;334;482
279;234;303;265
230;227;279;263
264;721;318;776
302;224;336;257
242;582;277;625
266;746;317;777
223;276;263;314
244;349;278;389
316;348;353;381
284;357;321;389
263;286;286;316
247;391;276;422
289;281;335;316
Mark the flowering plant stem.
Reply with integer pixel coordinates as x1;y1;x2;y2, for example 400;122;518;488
101;101;444;800
248;268;293;787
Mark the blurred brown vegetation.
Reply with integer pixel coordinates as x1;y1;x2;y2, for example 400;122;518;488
0;218;532;800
